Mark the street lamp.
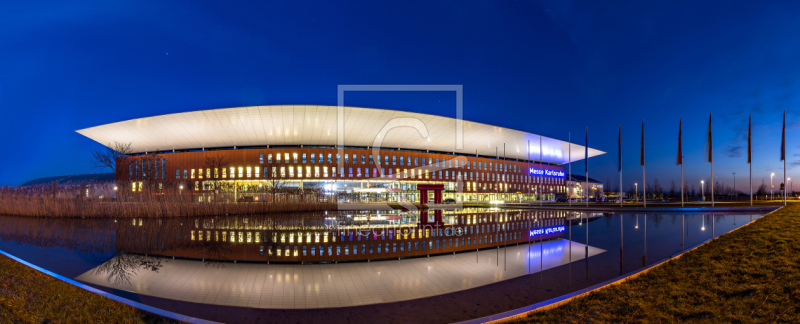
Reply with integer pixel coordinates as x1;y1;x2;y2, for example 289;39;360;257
635;183;638;203
701;180;705;202
789;177;792;199
771;172;775;200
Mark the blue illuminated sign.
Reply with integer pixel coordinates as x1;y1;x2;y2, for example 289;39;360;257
529;226;566;237
528;168;565;177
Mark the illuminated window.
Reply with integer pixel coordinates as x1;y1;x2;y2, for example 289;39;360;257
302;153;307;163
276;153;281;163
191;231;195;240
246;167;252;178
281;167;286;177
238;232;243;243
310;153;315;163
314;166;320;177
306;166;311;178
293;153;298;163
284;153;289;162
230;167;235;178
222;232;227;242
268;153;272;163
315;232;320;243
259;153;264;164
318;153;323;163
344;154;349;164
214;168;218;178
191;169;195;179
323;167;328;177
297;166;302;177
222;168;227;178
238;167;243;178
206;168;211;178
324;233;329;243
247;232;252;243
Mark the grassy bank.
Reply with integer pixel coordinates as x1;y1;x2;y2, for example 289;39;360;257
0;253;176;323
502;205;800;323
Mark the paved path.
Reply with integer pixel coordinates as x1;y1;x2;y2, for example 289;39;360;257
76;239;604;309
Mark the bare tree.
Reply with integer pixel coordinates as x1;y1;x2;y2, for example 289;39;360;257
757;180;767;197
203;153;229;201
264;165;287;203
669;180;676;198
92;253;165;285
91;142;133;178
652;179;663;199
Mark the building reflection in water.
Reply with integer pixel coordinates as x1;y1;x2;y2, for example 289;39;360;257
0;209;599;284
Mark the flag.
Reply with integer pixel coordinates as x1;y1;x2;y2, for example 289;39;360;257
585;127;588;171
640;120;645;166
677;119;682;165
781;111;786;161
618;126;622;172
748;115;752;164
707;113;713;163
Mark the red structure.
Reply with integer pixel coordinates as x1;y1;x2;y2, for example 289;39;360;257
418;184;444;204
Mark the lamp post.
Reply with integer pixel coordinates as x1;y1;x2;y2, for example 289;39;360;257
771;172;775;200
789;177;792;199
733;172;736;200
635;183;638;203
701;180;705;202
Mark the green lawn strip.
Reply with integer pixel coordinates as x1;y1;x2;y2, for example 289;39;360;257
503;205;800;324
0;253;177;323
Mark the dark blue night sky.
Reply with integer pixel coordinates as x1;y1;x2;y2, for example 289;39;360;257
1;1;799;191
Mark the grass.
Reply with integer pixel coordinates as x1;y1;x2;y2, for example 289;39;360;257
501;204;800;323
0;253;177;323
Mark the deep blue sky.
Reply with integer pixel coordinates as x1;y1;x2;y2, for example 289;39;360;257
1;1;800;191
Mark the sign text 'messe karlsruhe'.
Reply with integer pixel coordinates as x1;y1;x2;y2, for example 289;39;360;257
528;168;565;177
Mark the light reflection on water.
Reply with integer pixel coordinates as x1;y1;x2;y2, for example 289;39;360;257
0;209;770;315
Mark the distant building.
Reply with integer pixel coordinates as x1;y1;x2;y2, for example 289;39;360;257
567;175;604;201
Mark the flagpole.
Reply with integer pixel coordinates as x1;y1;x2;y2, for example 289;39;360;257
619;126;622;208
749;115;752;206
568;133;572;208
585;127;589;208
642;119;646;208
540;136;543;207
679;119;684;207
783;111;787;206
709;113;714;207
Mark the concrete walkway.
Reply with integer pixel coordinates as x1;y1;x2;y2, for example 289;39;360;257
76;239;604;309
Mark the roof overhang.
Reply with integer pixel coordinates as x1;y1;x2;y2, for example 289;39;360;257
76;105;605;164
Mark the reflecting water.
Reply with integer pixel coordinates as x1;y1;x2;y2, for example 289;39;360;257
0;209;769;320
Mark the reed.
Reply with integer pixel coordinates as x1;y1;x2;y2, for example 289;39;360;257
0;182;337;218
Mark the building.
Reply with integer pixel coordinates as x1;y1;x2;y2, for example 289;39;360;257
567;174;604;201
77;105;604;203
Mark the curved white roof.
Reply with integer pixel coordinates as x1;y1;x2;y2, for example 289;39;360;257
76;105;604;164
